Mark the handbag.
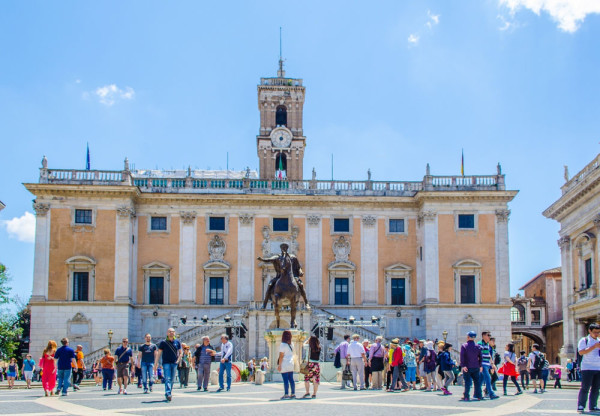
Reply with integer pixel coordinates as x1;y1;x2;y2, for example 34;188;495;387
342;364;353;381
299;347;310;375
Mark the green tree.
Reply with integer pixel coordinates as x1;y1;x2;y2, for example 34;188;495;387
0;264;22;360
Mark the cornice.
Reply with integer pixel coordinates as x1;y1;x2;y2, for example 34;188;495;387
24;183;140;199
414;190;518;204
543;173;600;221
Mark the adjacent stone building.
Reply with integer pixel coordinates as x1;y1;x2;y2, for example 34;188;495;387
25;62;518;363
511;267;563;363
544;154;600;365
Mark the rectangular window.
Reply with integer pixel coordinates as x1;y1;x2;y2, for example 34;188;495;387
272;218;289;232
149;276;164;304
333;218;350;233
334;277;349;305
209;216;226;232
391;278;406;305
74;209;93;224
389;219;405;233
458;214;475;229
460;275;476;304
150;216;167;231
585;258;593;288
73;272;89;301
209;277;224;305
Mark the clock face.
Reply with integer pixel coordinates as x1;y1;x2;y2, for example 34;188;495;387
270;127;292;148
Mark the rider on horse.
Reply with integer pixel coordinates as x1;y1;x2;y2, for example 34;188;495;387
259;243;310;310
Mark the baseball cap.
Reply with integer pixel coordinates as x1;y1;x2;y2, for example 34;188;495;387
467;331;477;338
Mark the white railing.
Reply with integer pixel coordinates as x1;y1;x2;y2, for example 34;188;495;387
562;154;600;195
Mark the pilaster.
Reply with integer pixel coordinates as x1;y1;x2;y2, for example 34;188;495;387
418;210;439;304
179;211;197;304
558;236;575;355
305;215;322;304
237;214;255;302
360;215;378;304
31;202;51;301
495;209;511;304
115;207;135;302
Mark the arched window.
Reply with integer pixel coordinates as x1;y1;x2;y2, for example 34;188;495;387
511;304;525;322
275;153;287;179
276;105;287;126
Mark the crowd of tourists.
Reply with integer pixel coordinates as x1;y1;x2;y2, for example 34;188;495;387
3;322;599;412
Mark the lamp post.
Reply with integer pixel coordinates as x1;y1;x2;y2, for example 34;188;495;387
107;329;113;350
442;330;448;343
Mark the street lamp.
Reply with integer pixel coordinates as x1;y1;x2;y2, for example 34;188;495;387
107;329;113;350
442;330;448;343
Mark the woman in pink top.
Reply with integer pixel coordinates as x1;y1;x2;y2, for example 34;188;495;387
40;340;57;396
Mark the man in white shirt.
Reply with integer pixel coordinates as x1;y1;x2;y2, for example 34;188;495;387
527;343;544;394
215;334;234;392
347;334;367;390
577;323;600;413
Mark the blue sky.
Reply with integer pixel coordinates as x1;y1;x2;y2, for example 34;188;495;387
1;1;600;303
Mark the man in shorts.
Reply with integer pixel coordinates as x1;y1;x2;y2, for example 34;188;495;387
21;354;36;389
115;338;133;395
527;343;544;394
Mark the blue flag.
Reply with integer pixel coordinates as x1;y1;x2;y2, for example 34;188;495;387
86;143;91;170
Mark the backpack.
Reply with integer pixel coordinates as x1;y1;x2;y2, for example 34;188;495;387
533;353;545;370
494;352;501;366
577;337;588;368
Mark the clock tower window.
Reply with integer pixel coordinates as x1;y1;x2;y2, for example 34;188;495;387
276;105;287;127
275;153;287;179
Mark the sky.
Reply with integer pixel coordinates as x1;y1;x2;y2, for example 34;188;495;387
1;0;600;304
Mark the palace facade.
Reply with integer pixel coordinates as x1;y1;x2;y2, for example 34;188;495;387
543;153;600;365
26;63;517;363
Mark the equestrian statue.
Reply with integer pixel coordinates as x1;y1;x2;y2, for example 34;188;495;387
258;243;310;329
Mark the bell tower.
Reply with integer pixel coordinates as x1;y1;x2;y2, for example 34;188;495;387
257;55;306;181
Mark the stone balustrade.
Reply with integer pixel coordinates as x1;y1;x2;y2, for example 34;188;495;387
562;153;600;195
260;77;303;87
40;167;506;195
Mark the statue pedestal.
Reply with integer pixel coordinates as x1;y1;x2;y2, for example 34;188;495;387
264;329;308;382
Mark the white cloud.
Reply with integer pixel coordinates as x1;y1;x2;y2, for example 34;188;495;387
94;84;135;106
75;79;81;84
408;34;420;45
500;0;600;33
497;14;514;30
426;10;440;28
1;212;35;243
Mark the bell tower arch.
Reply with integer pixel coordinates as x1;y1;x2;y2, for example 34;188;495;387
257;57;306;181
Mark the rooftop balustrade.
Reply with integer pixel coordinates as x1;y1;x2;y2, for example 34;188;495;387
38;166;507;196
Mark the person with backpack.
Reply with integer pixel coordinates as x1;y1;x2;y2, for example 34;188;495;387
576;322;600;413
439;343;456;395
527;343;544;394
478;331;499;400
424;341;437;392
517;350;529;390
541;355;550;392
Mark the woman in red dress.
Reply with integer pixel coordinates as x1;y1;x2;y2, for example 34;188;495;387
40;340;57;396
498;342;523;396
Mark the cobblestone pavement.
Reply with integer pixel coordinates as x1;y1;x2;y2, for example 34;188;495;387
0;382;585;416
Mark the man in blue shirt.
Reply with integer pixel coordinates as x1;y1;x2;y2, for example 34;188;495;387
192;336;215;391
54;337;77;396
115;338;133;395
137;333;157;394
155;328;182;402
21;354;36;389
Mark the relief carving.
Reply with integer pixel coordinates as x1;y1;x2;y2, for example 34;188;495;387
239;213;254;225
180;211;197;224
362;215;377;227
208;235;226;261
332;236;351;262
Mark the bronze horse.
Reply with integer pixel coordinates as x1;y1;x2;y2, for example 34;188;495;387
258;250;301;329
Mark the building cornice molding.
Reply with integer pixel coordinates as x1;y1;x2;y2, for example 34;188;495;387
543;172;600;221
24;183;140;199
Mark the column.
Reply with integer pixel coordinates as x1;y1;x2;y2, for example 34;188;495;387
115;207;135;302
559;236;575;355
178;211;197;304
237;214;255;302
419;210;439;304
31;202;51;301
495;209;511;304
305;215;322;304
361;215;378;304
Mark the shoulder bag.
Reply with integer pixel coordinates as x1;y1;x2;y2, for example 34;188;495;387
300;346;310;375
